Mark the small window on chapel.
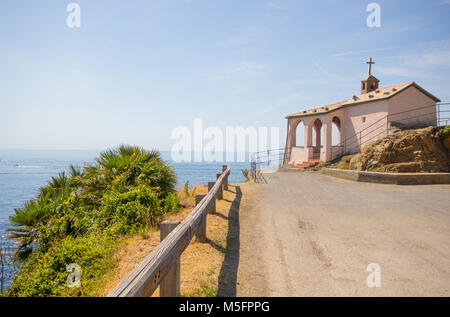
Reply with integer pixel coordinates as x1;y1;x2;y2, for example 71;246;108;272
362;83;365;89
362;117;366;123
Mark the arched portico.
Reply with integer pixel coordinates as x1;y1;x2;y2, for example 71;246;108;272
285;112;342;164
285;115;328;164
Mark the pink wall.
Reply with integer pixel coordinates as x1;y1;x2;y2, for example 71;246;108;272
289;146;308;164
342;100;389;154
388;86;437;128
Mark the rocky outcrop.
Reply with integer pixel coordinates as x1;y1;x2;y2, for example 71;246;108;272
444;136;450;150
349;126;450;173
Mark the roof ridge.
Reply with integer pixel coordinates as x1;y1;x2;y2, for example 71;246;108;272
379;81;414;90
285;81;421;118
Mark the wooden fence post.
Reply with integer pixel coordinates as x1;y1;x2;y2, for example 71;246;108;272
159;221;181;297
222;165;228;190
195;194;207;243
107;167;233;297
208;182;216;213
216;173;223;199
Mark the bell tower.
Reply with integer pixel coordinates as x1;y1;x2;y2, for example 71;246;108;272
361;57;379;94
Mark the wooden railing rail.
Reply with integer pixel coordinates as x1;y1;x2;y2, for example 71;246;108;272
107;165;230;297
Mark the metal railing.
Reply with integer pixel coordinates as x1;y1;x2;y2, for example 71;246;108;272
250;148;285;178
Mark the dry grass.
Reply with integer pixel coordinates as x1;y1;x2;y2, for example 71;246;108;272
100;183;241;297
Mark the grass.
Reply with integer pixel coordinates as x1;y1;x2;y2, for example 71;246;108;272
200;284;217;297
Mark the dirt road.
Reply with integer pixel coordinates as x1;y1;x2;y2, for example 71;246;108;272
236;171;450;296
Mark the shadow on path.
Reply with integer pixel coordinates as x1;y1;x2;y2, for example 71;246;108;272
216;185;242;297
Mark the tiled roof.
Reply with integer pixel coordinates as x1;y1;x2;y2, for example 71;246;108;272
285;81;440;119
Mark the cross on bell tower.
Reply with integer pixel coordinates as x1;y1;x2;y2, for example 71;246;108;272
361;57;379;94
366;57;375;76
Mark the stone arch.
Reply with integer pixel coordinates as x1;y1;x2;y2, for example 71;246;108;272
288;118;302;147
311;118;323;147
295;120;305;146
331;115;342;146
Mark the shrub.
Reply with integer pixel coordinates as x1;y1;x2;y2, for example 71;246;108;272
98;185;169;234
438;125;450;138
184;181;190;197
241;169;250;180
163;192;179;214
191;186;197;198
7;235;117;297
6;145;178;296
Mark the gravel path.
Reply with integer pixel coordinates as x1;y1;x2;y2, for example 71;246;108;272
236;171;450;296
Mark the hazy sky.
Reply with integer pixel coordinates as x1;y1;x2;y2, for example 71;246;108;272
1;0;449;151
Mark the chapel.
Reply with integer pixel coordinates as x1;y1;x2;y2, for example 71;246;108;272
283;58;441;167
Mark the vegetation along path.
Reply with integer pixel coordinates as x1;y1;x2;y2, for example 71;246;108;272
236;171;450;296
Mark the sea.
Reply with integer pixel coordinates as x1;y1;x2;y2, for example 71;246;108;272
0;149;250;289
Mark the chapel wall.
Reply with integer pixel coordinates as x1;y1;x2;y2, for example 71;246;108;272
387;87;437;129
342;100;389;153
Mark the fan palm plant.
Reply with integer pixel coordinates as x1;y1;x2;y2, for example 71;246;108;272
8;166;82;259
7;145;177;263
7;193;53;259
81;145;176;199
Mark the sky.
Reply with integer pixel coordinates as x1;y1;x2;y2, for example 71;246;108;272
0;0;450;151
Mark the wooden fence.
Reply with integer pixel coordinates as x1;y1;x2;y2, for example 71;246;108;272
107;165;230;297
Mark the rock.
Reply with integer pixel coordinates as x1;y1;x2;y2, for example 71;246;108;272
444;136;450;150
348;126;450;173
